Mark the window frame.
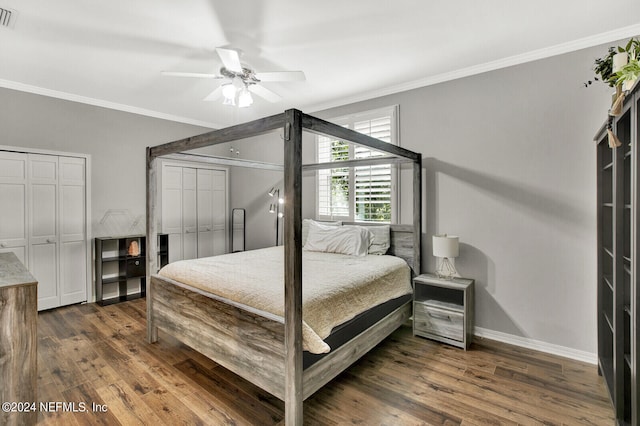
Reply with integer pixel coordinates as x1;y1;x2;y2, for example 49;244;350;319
315;105;400;223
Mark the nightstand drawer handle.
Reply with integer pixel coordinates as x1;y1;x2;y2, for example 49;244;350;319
428;312;452;321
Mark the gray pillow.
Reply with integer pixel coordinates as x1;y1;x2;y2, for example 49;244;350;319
366;225;391;255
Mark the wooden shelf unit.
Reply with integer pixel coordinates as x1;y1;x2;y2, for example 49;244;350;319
95;234;168;305
595;80;639;425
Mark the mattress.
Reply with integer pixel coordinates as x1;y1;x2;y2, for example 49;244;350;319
158;246;412;354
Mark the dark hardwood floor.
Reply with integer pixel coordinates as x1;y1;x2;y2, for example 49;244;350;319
34;299;614;425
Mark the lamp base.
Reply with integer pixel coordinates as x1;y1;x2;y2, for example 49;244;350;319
435;257;459;280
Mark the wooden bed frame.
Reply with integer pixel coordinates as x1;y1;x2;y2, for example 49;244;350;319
146;109;422;425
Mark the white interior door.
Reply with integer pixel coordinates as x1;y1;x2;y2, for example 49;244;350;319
212;170;227;255
0;152;28;264
162;162;228;262
182;168;198;260
162;165;184;263
59;156;87;306
197;169;214;258
29;154;59;311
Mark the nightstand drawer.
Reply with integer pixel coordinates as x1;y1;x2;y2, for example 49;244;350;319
414;302;464;342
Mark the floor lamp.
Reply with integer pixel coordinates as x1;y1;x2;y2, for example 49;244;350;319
268;187;284;246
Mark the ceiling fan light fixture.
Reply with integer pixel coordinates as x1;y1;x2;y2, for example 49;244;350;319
238;87;253;108
221;83;237;101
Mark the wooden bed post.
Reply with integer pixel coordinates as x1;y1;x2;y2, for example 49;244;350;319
146;147;159;343
283;109;303;425
413;157;422;275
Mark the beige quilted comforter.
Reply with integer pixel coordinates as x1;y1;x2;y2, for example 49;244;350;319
158;246;412;354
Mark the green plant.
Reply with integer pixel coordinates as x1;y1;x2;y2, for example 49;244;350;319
585;47;617;87
585;38;640;88
622;37;640;61
616;59;640;86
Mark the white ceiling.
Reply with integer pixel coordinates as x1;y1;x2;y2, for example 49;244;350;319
1;0;639;129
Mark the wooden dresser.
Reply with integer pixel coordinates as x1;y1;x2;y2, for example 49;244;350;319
0;252;37;426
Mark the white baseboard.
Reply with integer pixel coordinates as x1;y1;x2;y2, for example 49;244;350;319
473;326;598;365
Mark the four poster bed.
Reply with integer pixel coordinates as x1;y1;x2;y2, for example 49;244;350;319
145;109;422;425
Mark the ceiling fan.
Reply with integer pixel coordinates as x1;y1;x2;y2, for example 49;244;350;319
162;47;305;107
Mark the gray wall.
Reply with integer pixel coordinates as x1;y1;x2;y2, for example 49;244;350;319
0;88;210;236
310;44;612;354
0;42;614;355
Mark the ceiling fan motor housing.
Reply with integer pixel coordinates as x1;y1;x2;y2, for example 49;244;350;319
220;66;260;85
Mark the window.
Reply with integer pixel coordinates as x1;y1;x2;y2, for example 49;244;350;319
316;106;398;223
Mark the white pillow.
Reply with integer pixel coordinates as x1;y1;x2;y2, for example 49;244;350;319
304;222;372;256
366;225;391;255
301;219;341;245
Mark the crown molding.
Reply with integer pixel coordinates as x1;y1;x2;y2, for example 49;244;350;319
0;79;221;129
308;23;640;114
2;24;640;126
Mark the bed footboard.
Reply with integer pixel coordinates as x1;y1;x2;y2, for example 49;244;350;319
150;274;287;399
149;274;411;403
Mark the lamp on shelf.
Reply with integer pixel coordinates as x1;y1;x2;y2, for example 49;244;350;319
268;187;284;246
433;234;460;279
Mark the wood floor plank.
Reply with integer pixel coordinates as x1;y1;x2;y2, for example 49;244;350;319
94;380;165;425
61;382;121;426
35;301;614;425
174;358;283;425
345;353;518;426
139;385;207;426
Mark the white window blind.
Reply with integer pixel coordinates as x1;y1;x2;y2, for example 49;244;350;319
316;107;397;223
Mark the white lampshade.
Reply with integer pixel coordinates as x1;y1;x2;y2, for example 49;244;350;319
238;87;253;108
432;235;459;258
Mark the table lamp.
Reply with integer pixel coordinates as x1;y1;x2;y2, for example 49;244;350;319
433;234;459;279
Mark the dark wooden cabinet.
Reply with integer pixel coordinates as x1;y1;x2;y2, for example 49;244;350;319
595;80;639;425
95;234;168;305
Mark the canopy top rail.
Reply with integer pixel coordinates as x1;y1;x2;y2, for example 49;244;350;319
148;109;421;164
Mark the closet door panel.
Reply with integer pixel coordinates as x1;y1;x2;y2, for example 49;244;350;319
182;168;198;260
60;240;87;305
60;185;84;240
32;242;58;310
59;157;87;305
0;152;28;262
197;169;214;258
162;165;184;262
212;170;227;255
161;163;228;261
29;155;59;310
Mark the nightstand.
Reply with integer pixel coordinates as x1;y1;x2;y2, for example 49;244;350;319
413;273;474;350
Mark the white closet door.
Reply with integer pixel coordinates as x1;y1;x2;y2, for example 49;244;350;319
162;162;228;262
212;170;227;255
29;154;59;311
162;165;184;263
182;168;198;260
0;152;28;264
59;157;87;306
197;169;215;258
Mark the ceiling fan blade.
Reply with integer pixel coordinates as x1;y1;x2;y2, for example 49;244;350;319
254;71;306;82
161;71;223;79
248;84;282;103
216;47;243;73
203;86;223;102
